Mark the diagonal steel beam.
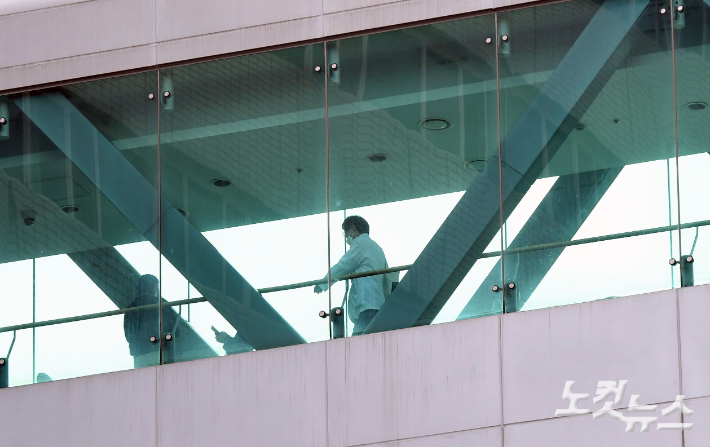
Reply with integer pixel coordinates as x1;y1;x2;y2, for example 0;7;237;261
457;167;622;320
68;247;218;361
14;93;306;350
365;0;652;333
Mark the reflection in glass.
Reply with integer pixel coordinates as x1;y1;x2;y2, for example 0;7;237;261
674;0;710;287
158;44;329;362
326;14;501;334
0;72;162;385
498;0;679;312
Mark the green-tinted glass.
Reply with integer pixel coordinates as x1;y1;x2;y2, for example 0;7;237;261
326;13;502;337
498;0;679;313
158;44;329;363
0;71;161;386
674;0;710;287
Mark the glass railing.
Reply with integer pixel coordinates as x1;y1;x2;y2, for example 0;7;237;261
2;0;707;387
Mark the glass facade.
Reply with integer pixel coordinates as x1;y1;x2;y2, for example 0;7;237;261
0;0;701;386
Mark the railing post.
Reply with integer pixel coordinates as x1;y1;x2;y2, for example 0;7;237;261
681;255;695;287
0;358;8;389
331;307;345;339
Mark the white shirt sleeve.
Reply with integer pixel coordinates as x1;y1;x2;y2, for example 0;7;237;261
317;244;363;291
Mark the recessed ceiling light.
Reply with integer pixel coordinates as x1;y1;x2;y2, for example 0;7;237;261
61;205;80;213
211;178;231;188
686;102;707;111
575;122;586;131
464;160;487;171
367;153;388;163
177;208;188;217
419;118;452;130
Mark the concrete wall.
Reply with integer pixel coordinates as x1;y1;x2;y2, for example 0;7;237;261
0;0;537;92
1;284;706;447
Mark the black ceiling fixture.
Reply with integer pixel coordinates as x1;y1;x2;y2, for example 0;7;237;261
419;118;451;130
367;153;388;163
211;178;231;188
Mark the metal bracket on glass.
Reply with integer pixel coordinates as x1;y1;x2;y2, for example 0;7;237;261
331;307;345;339
161;74;174;110
681;255;694;287
498;19;510;57
327;45;340;83
319;308;345;339
674;0;685;29
0;98;8;139
163;333;176;364
669;256;694;287
505;283;518;313
0;331;17;389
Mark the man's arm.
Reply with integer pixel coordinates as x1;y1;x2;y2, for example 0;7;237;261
315;245;362;292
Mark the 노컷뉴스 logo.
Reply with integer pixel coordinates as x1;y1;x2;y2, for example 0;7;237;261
555;381;693;432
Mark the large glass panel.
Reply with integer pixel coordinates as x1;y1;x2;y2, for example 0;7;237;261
326;14;501;337
499;0;679;313
674;0;710;287
158;44;329;362
0;72;161;386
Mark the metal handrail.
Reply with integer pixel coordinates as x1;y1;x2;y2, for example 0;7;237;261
480;219;710;258
1;219;707;334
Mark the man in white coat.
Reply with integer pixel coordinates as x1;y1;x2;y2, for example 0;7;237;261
315;215;396;336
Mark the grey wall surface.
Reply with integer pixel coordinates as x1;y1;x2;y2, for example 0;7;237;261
0;0;536;92
0;284;706;447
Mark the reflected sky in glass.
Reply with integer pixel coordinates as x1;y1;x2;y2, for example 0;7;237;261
3;153;708;385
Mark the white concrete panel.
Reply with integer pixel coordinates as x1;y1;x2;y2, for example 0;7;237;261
681;396;710;447
0;367;157;447
678;285;710;399
0;0;91;16
0;0;155;69
359;426;501;447
0;0;552;91
157;343;328;447
156;0;322;43
504;408;682;447
502;289;680;424
323;0;408;15
156;16;322;66
327;316;502;447
0;45;156;92
322;0;538;36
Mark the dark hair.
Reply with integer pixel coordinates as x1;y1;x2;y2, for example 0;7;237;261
342;215;369;234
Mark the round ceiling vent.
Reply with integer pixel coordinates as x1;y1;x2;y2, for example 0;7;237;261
419;118;452;130
367;153;389;163
685;102;708;111
61;205;80;213
211;178;231;188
